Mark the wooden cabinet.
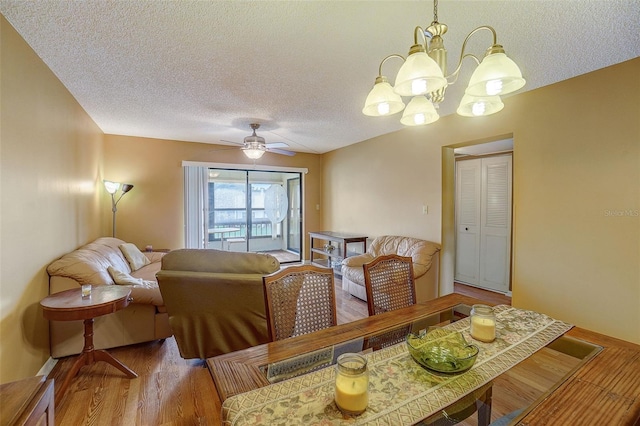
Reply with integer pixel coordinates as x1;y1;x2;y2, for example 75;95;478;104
0;375;54;425
309;231;367;274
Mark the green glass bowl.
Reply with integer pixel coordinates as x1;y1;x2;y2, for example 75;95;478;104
406;329;479;373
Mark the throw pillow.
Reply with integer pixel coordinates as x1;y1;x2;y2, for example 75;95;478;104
108;266;145;286
119;243;150;271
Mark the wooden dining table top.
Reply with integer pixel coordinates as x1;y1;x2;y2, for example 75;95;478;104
207;293;640;425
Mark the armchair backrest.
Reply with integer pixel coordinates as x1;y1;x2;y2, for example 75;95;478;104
156;249;280;359
369;235;440;277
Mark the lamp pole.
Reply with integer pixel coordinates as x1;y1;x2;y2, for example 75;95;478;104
111;193;118;237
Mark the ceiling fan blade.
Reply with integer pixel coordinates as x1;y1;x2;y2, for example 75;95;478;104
208;146;241;153
265;142;289;149
267;148;296;156
220;139;244;146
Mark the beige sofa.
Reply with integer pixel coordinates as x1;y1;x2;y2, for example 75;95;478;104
341;235;441;303
46;237;172;358
156;249;280;359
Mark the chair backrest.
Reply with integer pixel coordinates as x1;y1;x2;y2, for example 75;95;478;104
263;264;337;341
363;254;416;316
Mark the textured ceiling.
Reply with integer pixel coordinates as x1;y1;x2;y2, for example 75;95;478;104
1;1;639;154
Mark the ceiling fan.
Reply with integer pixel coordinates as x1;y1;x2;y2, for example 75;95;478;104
223;123;296;159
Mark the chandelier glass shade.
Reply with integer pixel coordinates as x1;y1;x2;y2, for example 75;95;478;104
362;0;525;126
456;93;504;117
401;96;440;126
466;51;526;97
393;46;447;97
362;76;406;116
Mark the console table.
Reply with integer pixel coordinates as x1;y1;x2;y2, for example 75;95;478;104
309;231;367;274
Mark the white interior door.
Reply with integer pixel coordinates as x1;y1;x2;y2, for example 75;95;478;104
455;154;512;293
478;156;512;292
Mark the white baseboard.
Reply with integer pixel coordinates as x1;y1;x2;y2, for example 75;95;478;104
37;357;58;377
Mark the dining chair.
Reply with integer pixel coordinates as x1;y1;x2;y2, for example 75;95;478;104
363;254;417;316
263;264;337;341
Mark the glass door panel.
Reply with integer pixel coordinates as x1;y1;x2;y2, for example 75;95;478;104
208;169;246;250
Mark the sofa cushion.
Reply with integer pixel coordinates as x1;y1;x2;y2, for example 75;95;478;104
108;266;146;286
119;243;150;271
107;266;164;306
47;237;131;285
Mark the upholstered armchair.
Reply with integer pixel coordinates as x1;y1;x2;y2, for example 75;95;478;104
156;249;280;359
341;235;440;303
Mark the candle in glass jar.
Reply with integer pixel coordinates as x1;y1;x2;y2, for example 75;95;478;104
334;353;368;415
335;374;368;413
471;316;495;342
470;304;496;343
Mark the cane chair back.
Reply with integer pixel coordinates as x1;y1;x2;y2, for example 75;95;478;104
363;254;416;316
263;264;337;341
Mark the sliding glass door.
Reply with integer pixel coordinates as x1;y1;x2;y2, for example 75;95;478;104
204;168;302;263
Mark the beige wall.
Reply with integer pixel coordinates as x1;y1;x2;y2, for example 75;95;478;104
0;16;104;383
103;135;323;258
323;58;640;344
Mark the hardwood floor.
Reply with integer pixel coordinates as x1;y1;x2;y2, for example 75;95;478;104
47;281;508;425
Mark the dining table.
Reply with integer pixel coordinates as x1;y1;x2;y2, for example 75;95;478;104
207;293;640;425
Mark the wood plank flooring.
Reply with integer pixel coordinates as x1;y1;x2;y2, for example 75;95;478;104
47;281;510;425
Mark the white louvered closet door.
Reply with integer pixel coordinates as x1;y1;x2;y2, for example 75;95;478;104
455;154;512;293
455;160;481;285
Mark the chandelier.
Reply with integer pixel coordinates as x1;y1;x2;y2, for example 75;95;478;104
362;0;525;126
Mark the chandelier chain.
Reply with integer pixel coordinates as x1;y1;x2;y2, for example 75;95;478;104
433;0;438;22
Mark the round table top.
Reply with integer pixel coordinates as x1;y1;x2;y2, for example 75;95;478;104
40;285;131;321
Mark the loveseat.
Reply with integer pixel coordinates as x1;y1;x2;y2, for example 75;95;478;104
341;235;441;303
46;237;172;358
156;248;280;359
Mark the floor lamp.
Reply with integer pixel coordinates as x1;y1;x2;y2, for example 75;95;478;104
104;180;134;237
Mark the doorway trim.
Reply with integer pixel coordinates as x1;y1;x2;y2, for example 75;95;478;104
440;133;514;297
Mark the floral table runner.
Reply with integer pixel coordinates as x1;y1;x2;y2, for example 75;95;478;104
222;305;572;425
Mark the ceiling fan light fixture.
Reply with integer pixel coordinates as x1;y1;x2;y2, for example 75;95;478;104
242;143;266;159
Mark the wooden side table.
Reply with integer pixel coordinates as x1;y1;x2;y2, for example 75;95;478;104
40;286;138;404
0;375;54;425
